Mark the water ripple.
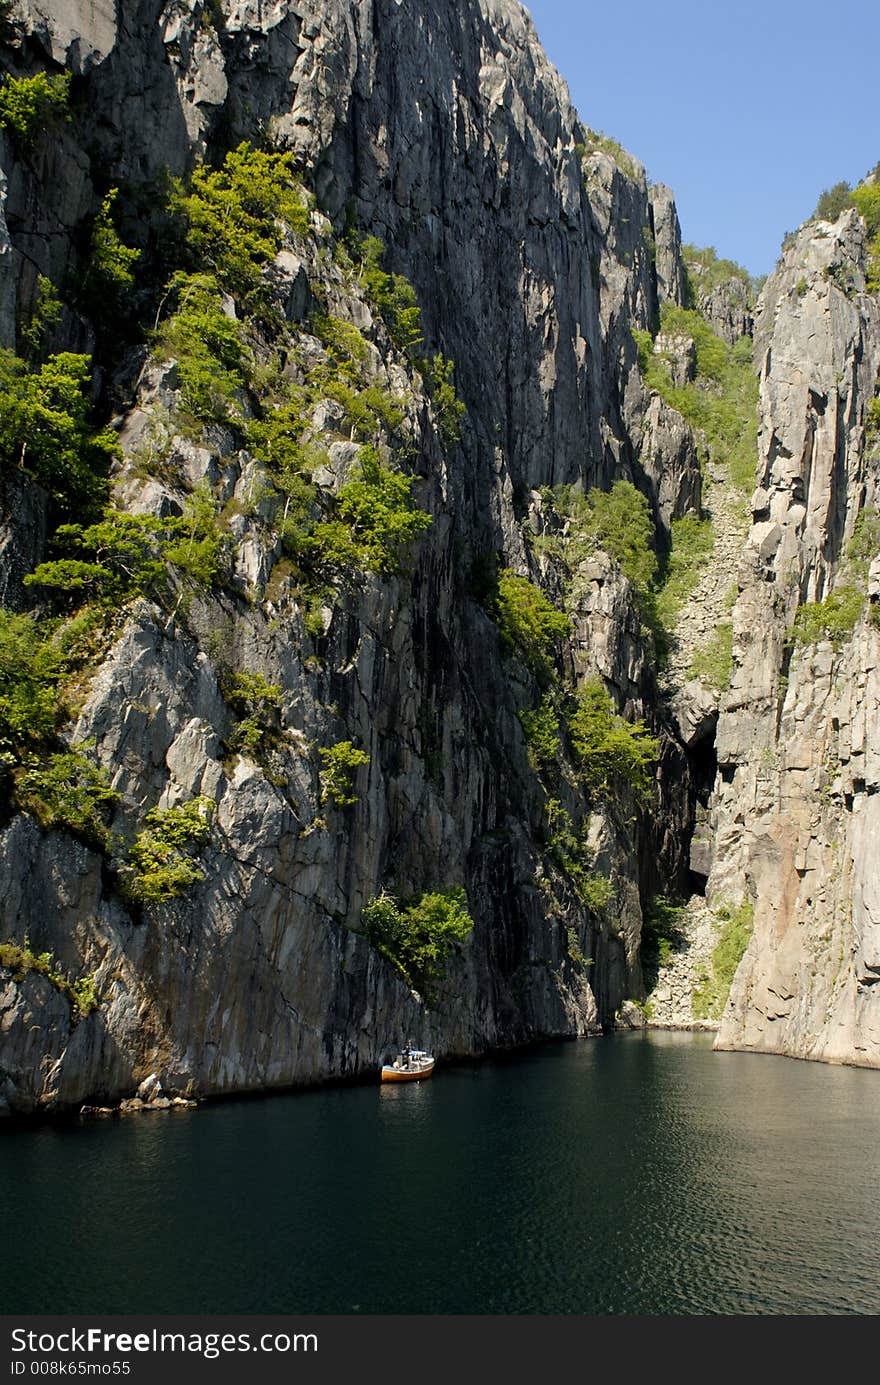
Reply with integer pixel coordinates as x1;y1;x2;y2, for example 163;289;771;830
2;1032;880;1313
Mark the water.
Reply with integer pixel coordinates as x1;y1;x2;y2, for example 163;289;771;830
3;1031;880;1314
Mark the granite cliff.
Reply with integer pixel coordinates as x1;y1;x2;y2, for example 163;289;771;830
0;0;877;1116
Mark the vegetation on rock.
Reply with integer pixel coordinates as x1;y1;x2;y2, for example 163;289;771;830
123;797;214;903
692;899;754;1020
20;276;62;365
16;750;119;849
682;244;758;298
811;173;880;294
544;797;613;912
792;586;864;649
169;141;310;303
360;887;473;1000
690;622;734;690
633;305;758;491
0;71;70;146
575;131;637;180
492;569;569;681
318;740;370;808
0;937;99;1022
225;672;282;757
0;351;117;518
641;895;685;969
26;488;227;605
568;678;658;802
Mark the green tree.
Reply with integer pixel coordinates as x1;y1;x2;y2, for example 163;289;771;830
170;142;309;302
16;750;119;849
0;71;70;146
318;740;370;807
358;236;423;355
26;511;170;605
0;611;63;754
225;672;282;757
813;181;853;223
26;495;225;606
428;354;466;442
124;797;214;903
360;887;473;999
493;570;569;680
792;586;864;647
518;692;562;770
81;189;140;312
0;351;116;517
155;273;250;423
20;276;62;365
582;480;657;592
308;449;431;576
568;678;658;802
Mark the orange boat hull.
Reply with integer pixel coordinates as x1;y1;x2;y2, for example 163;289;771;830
380;1060;435;1082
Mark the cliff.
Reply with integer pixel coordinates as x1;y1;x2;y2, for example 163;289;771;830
0;0;878;1116
709;208;880;1064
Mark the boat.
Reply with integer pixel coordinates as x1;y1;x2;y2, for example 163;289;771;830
380;1047;435;1082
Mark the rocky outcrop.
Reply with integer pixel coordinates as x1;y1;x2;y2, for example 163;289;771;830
650;184;687;309
697;277;753;346
16;1;117;71
707;209;880;1066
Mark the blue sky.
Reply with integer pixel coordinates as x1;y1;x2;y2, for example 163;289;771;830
524;0;880;277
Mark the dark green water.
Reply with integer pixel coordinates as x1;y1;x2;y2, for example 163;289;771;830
3;1031;880;1314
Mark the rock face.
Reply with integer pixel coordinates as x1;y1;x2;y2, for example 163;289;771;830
0;0;879;1113
697;277;753;346
0;0;701;1114
708;209;880;1066
650;184;687;308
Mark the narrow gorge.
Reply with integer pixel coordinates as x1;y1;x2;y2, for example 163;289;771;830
1;0;878;1118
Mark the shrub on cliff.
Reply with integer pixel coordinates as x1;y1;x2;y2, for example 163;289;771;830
16;750;119;850
0;71;70;147
318;741;370;808
80;189;140;320
0;610;63;755
692;899;754;1020
580;480;657;593
307;447;431;577
225;672;283;758
0;937;99;1023
682;244;756;298
690;623;734;690
154;273;251;423
427;354;467;443
493;571;569;681
26;490;227;606
518;692;562;770
544;797;613;912
123;797;214;903
568;678;658;803
170;142;310;302
813;181;853;223
792;585;864;648
360;887;473;1000
541;480;660;619
0;350;116;518
20;276;62;366
358;235;423;356
633;307;758;492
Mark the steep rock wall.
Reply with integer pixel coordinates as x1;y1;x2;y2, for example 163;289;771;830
709;210;880;1065
0;0;702;1114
